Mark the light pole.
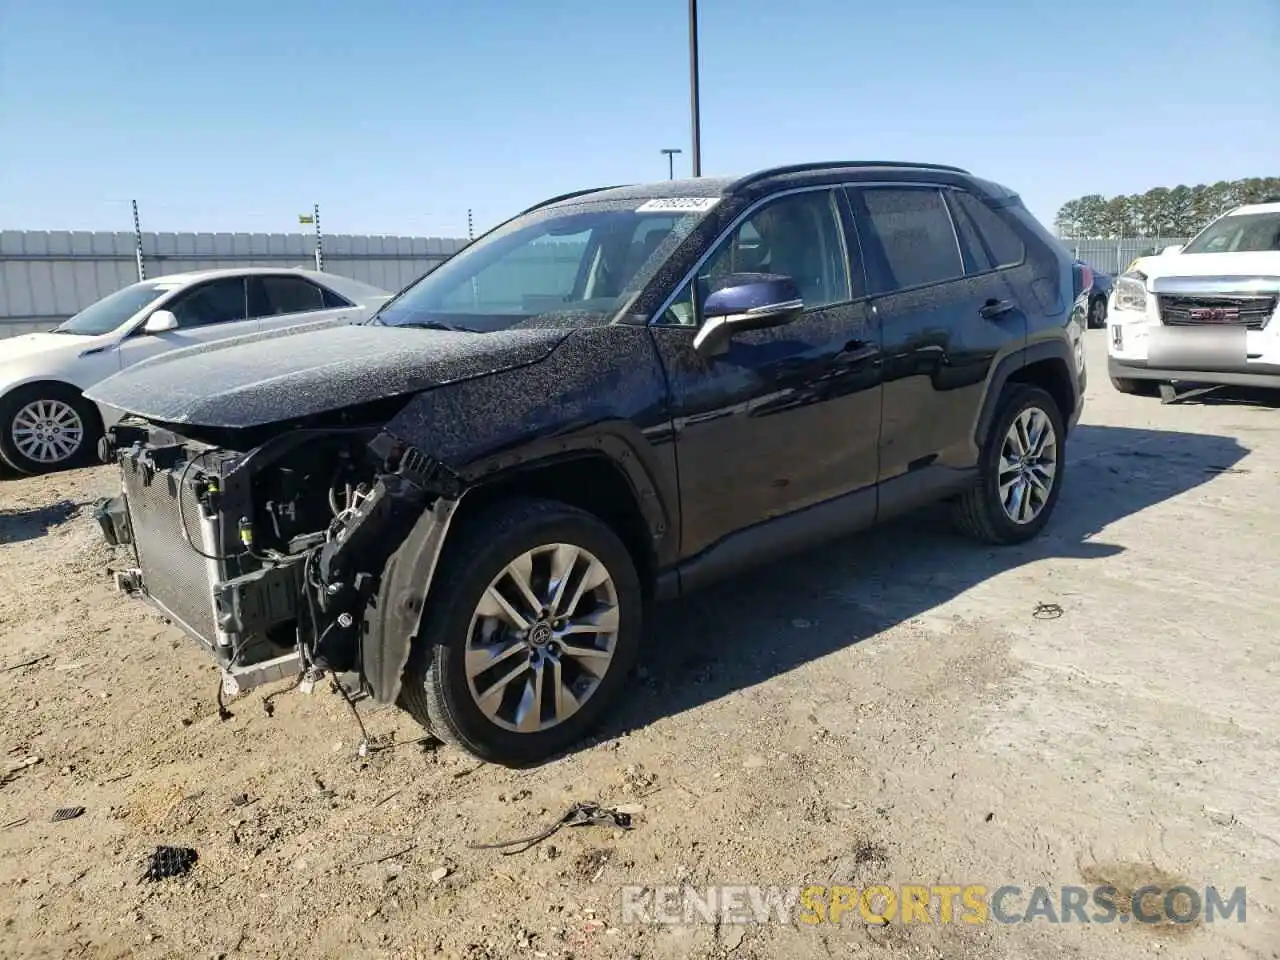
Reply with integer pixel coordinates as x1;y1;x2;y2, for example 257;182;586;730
661;148;682;180
688;0;701;177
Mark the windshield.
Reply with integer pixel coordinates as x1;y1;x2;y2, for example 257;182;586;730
54;281;177;335
1183;211;1280;255
374;199;712;332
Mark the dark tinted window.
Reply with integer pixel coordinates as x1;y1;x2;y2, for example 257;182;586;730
947;195;993;274
321;285;354;308
953;191;1025;268
253;276;327;317
860;188;963;293
167;278;247;328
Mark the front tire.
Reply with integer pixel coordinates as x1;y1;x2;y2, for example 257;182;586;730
953;384;1066;545
398;497;643;766
0;384;102;475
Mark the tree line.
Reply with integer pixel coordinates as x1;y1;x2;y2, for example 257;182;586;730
1054;177;1280;239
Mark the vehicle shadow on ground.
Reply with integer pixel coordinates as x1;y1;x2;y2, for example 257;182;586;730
1163;385;1280;409
0;499;85;545
594;422;1248;748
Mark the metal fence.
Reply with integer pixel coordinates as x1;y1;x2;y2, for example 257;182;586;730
0;230;470;338
1061;237;1191;276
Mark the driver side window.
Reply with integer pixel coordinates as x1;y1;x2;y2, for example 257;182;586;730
660;189;852;326
166;278;248;328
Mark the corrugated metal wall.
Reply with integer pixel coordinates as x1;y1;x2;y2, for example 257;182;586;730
1062;237;1191;276
0;230;470;338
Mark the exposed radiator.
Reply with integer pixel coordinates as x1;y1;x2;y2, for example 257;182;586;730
120;449;242;652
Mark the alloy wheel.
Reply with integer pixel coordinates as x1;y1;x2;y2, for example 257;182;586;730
464;543;620;733
998;407;1058;524
11;399;85;464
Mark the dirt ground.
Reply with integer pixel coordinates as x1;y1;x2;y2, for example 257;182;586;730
2;332;1278;960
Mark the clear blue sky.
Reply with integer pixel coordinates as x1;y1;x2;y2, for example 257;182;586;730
2;0;1277;239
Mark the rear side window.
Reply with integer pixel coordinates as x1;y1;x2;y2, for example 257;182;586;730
252;276;327;316
858;188;963;293
951;191;1026;270
321;285;355;308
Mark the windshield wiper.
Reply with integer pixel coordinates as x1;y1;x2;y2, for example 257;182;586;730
397;320;471;332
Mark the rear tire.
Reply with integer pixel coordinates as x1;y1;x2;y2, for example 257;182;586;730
398;497;643;767
1087;296;1107;329
953;384;1065;545
1109;376;1159;396
0;384;103;476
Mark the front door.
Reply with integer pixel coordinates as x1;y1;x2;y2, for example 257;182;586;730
115;276;257;369
648;187;883;564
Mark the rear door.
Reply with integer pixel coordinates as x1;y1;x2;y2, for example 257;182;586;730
846;185;1025;484
248;274;354;332
115;276;256;368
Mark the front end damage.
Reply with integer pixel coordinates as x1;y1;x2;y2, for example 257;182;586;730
96;420;465;704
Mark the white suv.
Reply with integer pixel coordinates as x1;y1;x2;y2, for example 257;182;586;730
1107;199;1280;395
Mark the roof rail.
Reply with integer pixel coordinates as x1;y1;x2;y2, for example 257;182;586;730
729;160;970;192
516;185;628;217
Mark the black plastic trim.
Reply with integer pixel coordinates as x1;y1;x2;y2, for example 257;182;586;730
973;339;1080;448
729;160;970;193
670;487;878;596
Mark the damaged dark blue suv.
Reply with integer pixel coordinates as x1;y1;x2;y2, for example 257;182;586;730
88;161;1087;766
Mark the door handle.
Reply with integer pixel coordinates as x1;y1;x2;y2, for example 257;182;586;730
980;298;1015;320
834;338;874;360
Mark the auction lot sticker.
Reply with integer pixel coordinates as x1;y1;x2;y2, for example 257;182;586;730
636;197;721;213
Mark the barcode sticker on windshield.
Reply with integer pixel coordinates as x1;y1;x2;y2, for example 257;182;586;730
636;197;721;213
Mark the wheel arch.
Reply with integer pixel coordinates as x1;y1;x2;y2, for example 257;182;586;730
973;339;1080;450
362;445;663;707
0;377;106;438
0;378;107;472
456;450;660;597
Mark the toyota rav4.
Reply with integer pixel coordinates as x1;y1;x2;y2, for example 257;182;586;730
88;162;1087;766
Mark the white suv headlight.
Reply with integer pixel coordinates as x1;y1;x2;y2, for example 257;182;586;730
1114;272;1148;313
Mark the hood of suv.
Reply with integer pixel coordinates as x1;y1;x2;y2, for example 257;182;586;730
84;321;572;428
1134;250;1280;281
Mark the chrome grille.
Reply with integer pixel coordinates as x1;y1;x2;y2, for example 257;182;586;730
1158;294;1276;331
120;457;221;647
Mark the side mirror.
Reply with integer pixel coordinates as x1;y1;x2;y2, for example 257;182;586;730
143;310;178;334
692;273;804;355
1161;244;1184;256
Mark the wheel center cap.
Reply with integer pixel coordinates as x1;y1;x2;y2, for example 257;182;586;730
529;622;553;647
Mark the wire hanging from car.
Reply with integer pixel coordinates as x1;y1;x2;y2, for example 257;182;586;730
176;450;243;562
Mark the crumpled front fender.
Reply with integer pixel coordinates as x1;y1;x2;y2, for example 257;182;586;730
361;492;464;704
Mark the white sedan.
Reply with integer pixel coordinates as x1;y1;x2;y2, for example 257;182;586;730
0;268;391;474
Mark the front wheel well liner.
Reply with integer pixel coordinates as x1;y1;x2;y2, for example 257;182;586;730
362;451;657;706
452;453;656;597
